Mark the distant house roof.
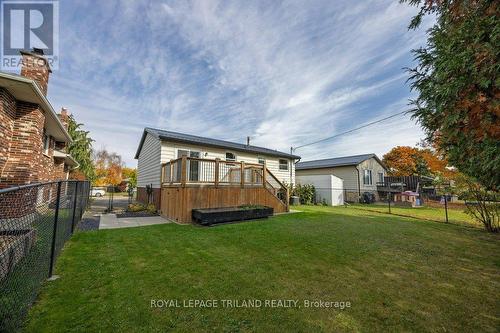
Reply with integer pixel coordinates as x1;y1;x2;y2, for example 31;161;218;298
134;128;301;160
296;153;386;170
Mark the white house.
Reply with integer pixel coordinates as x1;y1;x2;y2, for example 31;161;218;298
134;128;300;214
296;154;387;202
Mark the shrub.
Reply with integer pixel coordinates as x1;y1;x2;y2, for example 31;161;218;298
146;204;157;214
127;203;146;212
292;184;316;205
456;176;499;233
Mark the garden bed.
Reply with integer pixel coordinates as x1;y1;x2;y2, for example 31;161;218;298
192;205;273;226
116;211;158;219
0;229;36;280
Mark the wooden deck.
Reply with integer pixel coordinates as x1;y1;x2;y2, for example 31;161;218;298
159;156;289;223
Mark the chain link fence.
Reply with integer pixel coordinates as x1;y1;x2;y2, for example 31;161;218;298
302;186;479;228
0;180;90;331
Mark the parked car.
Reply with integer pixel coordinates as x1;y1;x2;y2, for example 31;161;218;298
90;188;106;197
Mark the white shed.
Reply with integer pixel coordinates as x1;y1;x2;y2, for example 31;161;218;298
296;174;344;206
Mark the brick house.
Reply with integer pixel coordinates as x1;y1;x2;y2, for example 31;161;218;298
0;49;78;189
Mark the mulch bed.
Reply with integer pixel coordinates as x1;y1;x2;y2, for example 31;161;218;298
116;212;159;219
77;216;100;231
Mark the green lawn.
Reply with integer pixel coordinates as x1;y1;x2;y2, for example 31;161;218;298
25;206;499;332
350;203;479;228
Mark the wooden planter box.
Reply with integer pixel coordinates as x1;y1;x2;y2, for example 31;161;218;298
192;206;274;226
0;229;37;281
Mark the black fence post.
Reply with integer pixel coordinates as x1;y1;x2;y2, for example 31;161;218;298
70;181;79;233
49;181;62;278
388;192;392;214
444;194;449;223
87;182;91;210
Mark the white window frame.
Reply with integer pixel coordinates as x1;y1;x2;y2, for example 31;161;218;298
176;149;202;182
363;169;373;185
257;156;265;165
225;151;237;162
378;172;384;183
279;159;289;171
176;148;201;159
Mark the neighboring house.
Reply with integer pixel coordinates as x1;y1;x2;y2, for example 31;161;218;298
0;49;78;189
134;128;300;222
296;154;387;202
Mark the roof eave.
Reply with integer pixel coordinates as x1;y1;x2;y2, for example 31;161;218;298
134;130;149;159
158;135;300;160
0;72;72;143
296;163;358;170
136;128;300;160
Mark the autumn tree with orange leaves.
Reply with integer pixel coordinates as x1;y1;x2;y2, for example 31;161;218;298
93;149;124;186
382;146;454;178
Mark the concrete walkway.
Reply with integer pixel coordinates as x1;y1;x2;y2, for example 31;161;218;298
99;214;171;229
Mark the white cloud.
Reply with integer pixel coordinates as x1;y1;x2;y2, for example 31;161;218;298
45;0;431;166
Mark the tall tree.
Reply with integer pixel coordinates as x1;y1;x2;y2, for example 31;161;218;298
383;145;455;178
93;149;124;186
383;146;429;176
402;0;499;190
122;167;137;188
67;114;95;182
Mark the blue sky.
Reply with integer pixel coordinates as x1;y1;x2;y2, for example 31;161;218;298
45;0;432;167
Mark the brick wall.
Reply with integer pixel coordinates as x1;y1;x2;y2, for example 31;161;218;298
0;101;45;187
0;88;16;177
0;52;71;189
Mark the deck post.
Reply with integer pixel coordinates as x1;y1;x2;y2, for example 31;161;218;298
181;156;187;187
240;161;245;187
214;158;220;188
160;163;165;184
170;160;174;184
285;186;290;212
262;162;267;188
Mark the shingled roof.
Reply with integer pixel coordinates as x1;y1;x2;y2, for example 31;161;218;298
134;128;301;160
296;153;386;170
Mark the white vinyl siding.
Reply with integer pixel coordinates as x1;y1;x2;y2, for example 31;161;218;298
137;133;162;188
160;141;295;184
296;166;359;191
296;157;386;192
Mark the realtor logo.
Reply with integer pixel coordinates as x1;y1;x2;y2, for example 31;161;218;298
1;0;59;70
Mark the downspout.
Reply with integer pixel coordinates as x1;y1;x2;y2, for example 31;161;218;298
355;166;361;199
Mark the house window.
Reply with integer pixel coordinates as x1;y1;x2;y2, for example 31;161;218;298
378;172;384;183
225;152;236;162
177;149;201;182
43;133;50;154
363;169;373;185
258;157;265;165
279;159;289;171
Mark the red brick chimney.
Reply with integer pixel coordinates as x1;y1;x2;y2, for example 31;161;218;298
20;48;52;96
58;107;70;130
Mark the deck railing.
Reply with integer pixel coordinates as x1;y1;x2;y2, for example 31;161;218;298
161;156;289;206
